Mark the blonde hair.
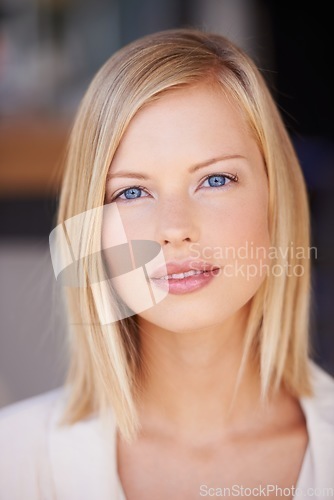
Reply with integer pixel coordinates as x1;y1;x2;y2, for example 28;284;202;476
56;28;314;441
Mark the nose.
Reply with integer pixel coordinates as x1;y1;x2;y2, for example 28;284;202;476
155;198;200;248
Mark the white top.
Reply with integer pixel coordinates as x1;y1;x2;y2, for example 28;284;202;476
0;359;333;500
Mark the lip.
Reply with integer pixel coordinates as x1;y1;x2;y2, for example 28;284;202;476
149;259;221;295
150;259;220;279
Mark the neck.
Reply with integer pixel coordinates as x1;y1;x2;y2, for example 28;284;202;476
136;303;266;445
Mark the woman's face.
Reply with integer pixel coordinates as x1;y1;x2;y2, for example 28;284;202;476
103;83;271;332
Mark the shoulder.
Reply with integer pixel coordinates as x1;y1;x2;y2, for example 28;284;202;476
299;359;334;488
0;387;67;499
0;387;120;499
0;386;67;446
0;386;66;425
305;358;334;424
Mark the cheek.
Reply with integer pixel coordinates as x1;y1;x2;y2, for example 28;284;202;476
232;198;270;249
240;184;270;253
109;206;153;242
197;185;271;297
202;192;270;256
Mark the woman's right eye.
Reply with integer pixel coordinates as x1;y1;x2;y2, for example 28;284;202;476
112;186;149;202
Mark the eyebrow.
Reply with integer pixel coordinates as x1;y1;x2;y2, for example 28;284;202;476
106;154;246;181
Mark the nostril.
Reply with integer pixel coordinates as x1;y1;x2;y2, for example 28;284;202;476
163;236;192;245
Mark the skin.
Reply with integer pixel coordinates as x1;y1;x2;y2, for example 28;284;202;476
104;83;308;499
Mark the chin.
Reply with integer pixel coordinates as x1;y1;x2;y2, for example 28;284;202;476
137;305;243;335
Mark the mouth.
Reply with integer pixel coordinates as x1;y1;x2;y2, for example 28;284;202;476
154;268;220;280
150;260;220;279
149;260;221;295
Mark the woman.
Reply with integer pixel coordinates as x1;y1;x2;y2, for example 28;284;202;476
1;28;333;500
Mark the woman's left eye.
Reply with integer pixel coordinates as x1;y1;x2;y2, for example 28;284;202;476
201;173;238;188
111;186;149;202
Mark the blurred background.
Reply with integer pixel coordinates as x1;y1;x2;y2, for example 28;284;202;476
0;0;333;407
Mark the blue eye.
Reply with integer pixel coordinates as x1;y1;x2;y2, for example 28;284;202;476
116;186;148;200
207;175;226;187
202;173;237;188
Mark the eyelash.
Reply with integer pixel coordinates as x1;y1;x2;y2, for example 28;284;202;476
109;172;239;203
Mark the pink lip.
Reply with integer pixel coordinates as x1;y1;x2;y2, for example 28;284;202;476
150;259;220;279
149;259;221;295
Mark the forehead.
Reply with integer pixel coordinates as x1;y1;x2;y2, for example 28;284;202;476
110;83;255;169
